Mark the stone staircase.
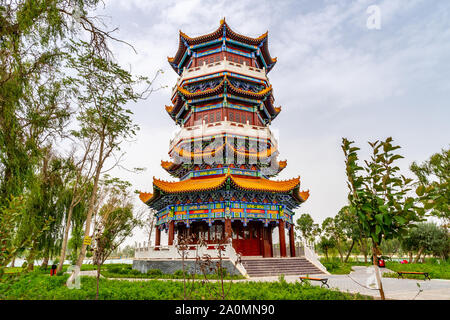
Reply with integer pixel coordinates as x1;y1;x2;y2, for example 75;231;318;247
241;257;325;277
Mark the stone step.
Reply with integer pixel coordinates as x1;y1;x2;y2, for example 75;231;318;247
240;257;325;277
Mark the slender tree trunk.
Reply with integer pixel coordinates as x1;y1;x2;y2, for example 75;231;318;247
41;255;49;269
409;251;413;263
325;249;329;262
414;247;424;264
344;240;355;263
11;257;15;268
96;263;101;300
26;240;38;271
359;237;368;263
372;240;385;300
57;205;75;273
337;241;344;262
76;139;105;269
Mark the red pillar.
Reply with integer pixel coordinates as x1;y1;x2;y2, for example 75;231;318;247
168;221;174;246
278;219;287;257
225;219;232;242
155;227;161;250
289;224;296;257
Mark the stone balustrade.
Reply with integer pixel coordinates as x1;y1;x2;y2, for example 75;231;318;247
171;58;268;98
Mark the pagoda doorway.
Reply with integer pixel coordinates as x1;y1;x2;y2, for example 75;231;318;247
231;221;272;257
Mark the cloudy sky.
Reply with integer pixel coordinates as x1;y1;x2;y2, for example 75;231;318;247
92;0;449;246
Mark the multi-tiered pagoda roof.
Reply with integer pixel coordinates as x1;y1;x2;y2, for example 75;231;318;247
139;19;308;258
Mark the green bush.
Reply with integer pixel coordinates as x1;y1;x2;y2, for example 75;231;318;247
146;269;163;277
129;269;141;276
108;266;123;274
173;270;188;278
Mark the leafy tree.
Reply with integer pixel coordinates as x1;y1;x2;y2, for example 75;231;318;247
342;137;424;300
402;223;449;262
411;148;449;225
65;40;154;269
91;177;143;299
0;0;137;271
296;213;319;245
321;216;346;262
317;236;336;262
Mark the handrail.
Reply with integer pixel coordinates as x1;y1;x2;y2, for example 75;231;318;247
302;241;329;275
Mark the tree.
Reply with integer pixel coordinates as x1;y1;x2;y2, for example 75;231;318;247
91;177;143;299
321;216;346;262
0;0;138;271
336;206;368;263
317;236;336;262
65;40;154;269
402;223;449;262
296;213;315;244
411;148;449;225
342;137;424;300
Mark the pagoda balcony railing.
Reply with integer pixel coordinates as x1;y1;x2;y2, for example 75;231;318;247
172;57;268;98
169;119;278;153
134;243;248;277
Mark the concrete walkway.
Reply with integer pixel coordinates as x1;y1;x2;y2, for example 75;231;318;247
76;267;450;300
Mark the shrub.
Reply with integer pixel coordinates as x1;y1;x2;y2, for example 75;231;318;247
108;266;123;274
130;269;141;276
146;269;163;277
173;270;188;278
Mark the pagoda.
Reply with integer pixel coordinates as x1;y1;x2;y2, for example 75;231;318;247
139;19;309;258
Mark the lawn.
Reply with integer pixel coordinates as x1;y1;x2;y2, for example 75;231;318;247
0;272;372;300
320;258;372;275
382;260;450;280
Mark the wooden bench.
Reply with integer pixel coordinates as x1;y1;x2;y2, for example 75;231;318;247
299;276;329;288
397;271;431;280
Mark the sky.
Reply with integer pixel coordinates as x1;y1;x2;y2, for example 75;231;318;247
89;0;450;247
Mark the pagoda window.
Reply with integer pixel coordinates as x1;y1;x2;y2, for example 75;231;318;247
198;224;208;241
209;113;213;123
229;111;234;122
216;111;221;122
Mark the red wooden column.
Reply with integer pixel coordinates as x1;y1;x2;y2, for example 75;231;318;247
168;221;175;246
289;224;296;257
155;227;161;250
278;219;287;257
225;219;232;242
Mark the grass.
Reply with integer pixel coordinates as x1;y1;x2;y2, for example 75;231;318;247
320;258;372;275
0;272;372;300
382;259;450;280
